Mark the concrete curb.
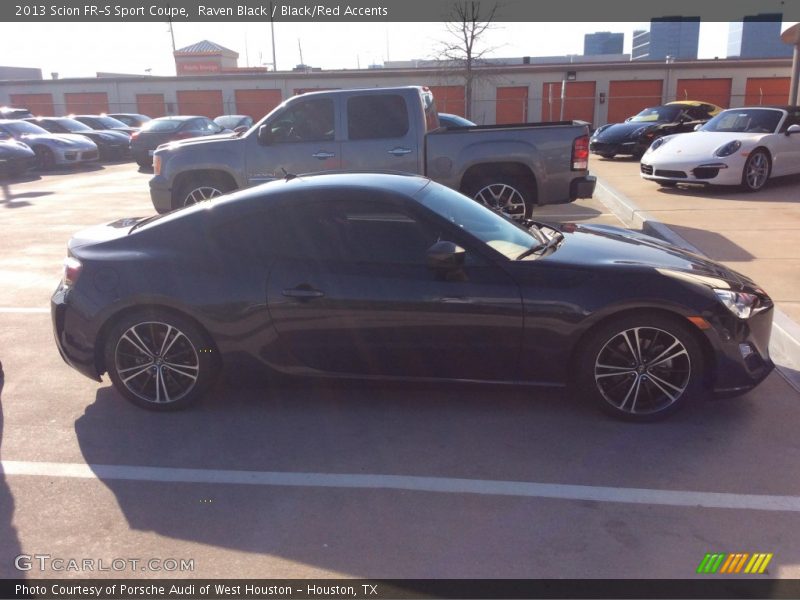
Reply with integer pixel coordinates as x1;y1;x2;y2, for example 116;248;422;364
593;177;800;394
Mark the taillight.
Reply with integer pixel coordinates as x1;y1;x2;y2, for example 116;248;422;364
130;131;139;141
572;134;589;170
63;256;82;287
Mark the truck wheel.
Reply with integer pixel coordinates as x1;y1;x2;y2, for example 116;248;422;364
175;174;234;210
465;174;535;221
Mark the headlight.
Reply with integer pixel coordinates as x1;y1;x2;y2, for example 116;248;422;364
714;289;762;319
647;136;669;153
592;124;611;137
714;140;741;157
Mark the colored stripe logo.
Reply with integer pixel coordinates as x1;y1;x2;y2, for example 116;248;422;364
697;553;773;574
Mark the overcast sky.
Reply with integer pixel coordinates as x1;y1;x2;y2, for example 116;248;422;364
0;21;735;78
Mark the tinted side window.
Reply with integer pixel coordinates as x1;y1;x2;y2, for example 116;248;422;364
277;198;441;264
347;94;409;140
269;99;334;143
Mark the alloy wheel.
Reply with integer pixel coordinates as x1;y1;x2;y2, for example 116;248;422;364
744;152;769;190
184;186;223;206
594;326;691;416
473;183;527;219
114;321;200;405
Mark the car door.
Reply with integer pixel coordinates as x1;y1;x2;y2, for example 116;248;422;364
771;109;800;176
265;191;524;380
339;93;422;174
244;96;341;186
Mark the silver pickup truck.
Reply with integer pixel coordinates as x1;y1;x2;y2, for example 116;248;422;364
149;86;596;218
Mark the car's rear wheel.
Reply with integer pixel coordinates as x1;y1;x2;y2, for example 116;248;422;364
741;149;770;192
576;313;703;421
465;174;535;221
33;146;55;170
177;174;234;209
104;310;219;410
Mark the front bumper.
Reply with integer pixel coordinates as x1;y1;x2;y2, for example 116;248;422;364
149;174;173;213
705;304;774;397
640;156;743;186
590;140;646;157
53;147;99;165
0;155;36;176
569;175;596;200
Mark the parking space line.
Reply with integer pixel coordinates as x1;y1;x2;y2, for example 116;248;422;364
0;308;49;313
3;459;800;512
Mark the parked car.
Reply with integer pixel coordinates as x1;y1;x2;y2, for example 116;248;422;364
0;119;98;169
641;106;800;192
0;138;36;177
52;172;774;420
0;106;33;119
108;113;152;128
214;114;253;132
72;114;138;136
437;113;476;128
27;117;130;160
590;101;722;159
150;86;595;219
130;116;229;168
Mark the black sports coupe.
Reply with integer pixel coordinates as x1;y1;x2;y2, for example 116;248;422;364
590;101;722;159
52;173;773;421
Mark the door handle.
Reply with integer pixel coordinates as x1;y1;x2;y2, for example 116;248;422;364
312;151;335;160
388;147;412;156
282;286;325;299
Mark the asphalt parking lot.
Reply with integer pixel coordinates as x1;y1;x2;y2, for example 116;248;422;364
1;162;800;580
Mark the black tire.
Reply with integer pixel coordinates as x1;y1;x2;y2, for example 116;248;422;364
659;181;678;188
103;309;219;411
464;173;536;221
33;146;55;171
135;157;152;168
575;313;704;422
174;173;235;210
741;149;771;192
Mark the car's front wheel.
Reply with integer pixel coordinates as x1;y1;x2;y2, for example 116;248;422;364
741;149;771;192
104;310;219;410
576;313;704;421
176;174;234;209
33;146;55;170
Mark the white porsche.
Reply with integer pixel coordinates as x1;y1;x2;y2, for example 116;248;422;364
641;106;800;192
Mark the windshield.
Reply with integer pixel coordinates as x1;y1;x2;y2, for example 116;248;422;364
94;116;128;128
700;108;782;133
629;106;681;123
417;183;541;260
3;120;49;135
54;118;94;132
214;116;245;129
141;119;183;132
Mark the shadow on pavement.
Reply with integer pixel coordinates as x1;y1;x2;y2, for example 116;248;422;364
653;173;800;202
649;223;756;262
0;372;24;578
69;374;779;576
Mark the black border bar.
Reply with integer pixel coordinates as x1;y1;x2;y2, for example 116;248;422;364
4;579;800;600
2;0;800;22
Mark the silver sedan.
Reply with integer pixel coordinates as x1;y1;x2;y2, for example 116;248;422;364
0;119;99;170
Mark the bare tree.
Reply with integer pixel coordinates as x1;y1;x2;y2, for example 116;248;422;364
437;1;499;120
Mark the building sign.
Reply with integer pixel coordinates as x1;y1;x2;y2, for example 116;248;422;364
176;62;221;75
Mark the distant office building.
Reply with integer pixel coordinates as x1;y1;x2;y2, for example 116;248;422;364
728;14;792;58
635;17;700;61
632;29;650;60
584;32;624;56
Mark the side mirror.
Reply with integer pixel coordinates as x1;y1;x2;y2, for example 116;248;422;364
427;240;465;271
786;124;800;136
694;124;703;131
625;117;632;123
257;124;271;145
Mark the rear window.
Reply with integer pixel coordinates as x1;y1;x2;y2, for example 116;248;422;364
347;94;409;140
142;119;183;132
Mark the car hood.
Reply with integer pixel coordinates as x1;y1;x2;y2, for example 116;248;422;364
647;131;766;161
68;217;150;250
543;223;754;289
593;121;663;141
161;132;238;149
19;133;95;147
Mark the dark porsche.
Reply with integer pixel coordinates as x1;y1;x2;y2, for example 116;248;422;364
590;101;722;159
51;173;773;421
